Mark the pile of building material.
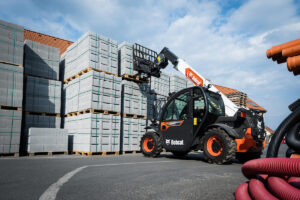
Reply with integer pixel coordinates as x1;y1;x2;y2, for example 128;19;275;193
121;118;146;152
65;113;120;154
226;92;248;107
24;40;60;80
121;80;147;117
150;72;170;96
0;110;22;155
118;42;149;152
63;70;121;115
23;40;62;153
169;74;187;93
118;42;135;76
63;31;121;154
0;20;24;155
0;20;24;65
64;31;118;81
27;128;68;155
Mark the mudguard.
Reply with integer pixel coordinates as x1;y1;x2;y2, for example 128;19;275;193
206;123;240;138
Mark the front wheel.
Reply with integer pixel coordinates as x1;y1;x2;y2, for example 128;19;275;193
203;128;236;164
140;132;162;157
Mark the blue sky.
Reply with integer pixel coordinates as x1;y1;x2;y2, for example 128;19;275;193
1;0;299;129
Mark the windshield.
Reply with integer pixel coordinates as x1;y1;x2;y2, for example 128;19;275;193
206;91;225;116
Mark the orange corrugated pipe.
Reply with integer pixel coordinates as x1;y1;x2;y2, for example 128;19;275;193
266;38;300;58
287;55;300;72
282;44;300;57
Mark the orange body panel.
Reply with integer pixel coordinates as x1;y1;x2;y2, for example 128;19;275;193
235;128;266;153
291;154;300;158
185;68;203;86
161;120;184;131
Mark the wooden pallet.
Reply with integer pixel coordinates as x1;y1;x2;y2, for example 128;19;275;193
73;151;119;156
122;113;147;119
122;150;141;155
28;151;68;156
66;108;120;117
0;59;23;67
0;105;22;111
0;153;19;157
64;67;119;84
25;111;61;117
122;74;148;83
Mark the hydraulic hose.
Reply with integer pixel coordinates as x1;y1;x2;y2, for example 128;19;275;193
267;107;300;158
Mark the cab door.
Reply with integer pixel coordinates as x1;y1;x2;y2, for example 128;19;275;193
160;89;193;152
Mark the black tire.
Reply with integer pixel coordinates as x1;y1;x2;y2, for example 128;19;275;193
140;132;162;157
203;128;236;164
171;151;189;157
236;151;262;163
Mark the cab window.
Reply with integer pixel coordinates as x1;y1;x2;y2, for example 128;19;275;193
162;92;190;121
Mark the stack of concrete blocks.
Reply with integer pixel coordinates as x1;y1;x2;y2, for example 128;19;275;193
23;40;62;153
0;110;22;154
0;63;23;108
0;19;24;65
65;113;120;152
121;80;147;116
64;31;118;80
25;76;61;113
170;74;187;93
122;118;146;151
27;128;68;153
150;72;170;97
118;42;135;76
0;20;24;154
24;40;60;80
63;70;121;114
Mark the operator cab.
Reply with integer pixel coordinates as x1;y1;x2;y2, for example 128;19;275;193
158;86;225;152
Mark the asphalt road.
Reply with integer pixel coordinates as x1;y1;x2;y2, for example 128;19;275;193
0;144;288;200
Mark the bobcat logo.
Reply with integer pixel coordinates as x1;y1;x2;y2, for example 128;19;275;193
166;139;170;145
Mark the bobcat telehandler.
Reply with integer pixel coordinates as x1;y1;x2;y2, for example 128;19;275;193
132;44;266;164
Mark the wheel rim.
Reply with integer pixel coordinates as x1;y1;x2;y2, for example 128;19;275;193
207;136;223;156
143;137;154;152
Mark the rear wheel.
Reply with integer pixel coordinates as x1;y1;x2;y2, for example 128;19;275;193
140;132;162;157
203;128;236;164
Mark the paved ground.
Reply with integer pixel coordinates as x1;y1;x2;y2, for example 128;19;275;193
0;144;288;200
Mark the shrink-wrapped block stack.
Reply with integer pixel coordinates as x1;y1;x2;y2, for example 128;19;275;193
65;113;120;152
0;20;24;155
27;128;68;153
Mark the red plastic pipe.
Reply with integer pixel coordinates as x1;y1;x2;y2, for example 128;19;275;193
268;176;300;200
235;182;251;200
249;178;278;200
242;158;300;179
289;177;300;189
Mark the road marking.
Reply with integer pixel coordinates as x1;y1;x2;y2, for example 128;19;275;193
39;160;175;200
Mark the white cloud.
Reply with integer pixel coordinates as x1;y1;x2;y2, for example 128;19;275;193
1;0;299;129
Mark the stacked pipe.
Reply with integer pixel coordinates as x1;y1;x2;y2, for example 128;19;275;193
23;40;62;153
63;31;121;154
266;38;300;75
235;158;300;200
0;20;24;155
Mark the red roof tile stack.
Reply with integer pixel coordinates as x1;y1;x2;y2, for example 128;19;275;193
266;38;300;75
24;29;73;55
214;85;266;113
